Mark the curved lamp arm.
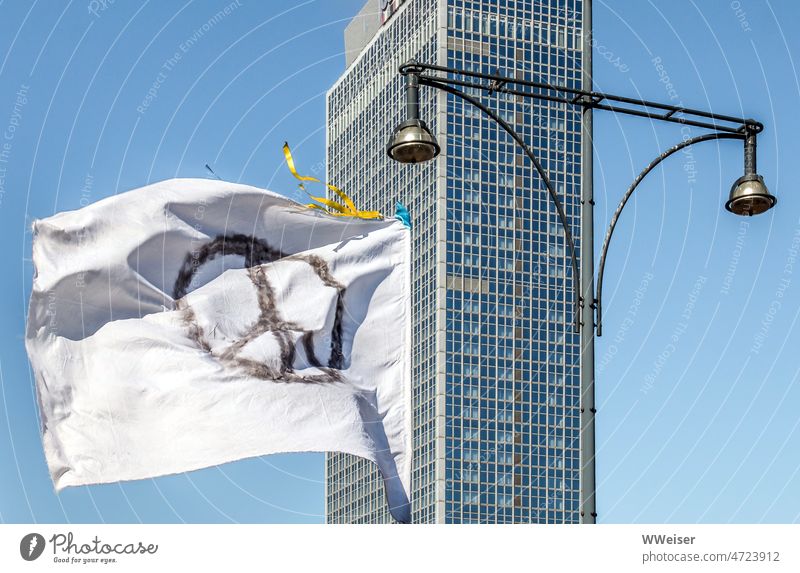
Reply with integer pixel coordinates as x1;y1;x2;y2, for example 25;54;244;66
595;131;745;336
419;77;583;331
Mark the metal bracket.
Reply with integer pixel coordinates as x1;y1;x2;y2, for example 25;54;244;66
401;61;760;135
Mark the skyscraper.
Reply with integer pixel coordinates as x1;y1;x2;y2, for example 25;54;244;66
326;0;585;524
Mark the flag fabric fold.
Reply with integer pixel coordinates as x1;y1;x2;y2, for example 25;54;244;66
25;178;412;522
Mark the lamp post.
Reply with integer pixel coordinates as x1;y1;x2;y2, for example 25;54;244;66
387;36;775;524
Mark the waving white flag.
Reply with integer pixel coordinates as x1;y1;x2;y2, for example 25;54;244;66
25;178;411;522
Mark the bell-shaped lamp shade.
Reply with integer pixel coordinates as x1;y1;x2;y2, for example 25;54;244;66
725;174;776;216
387;119;440;164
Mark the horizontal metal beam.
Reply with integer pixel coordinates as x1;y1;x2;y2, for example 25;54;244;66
401;61;761;135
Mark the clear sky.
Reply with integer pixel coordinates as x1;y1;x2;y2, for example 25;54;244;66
0;0;798;524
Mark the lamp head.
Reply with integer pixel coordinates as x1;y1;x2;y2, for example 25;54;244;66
386;119;440;164
725;173;776;216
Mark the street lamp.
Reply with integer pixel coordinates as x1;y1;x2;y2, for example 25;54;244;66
386;119;439;164
387;72;440;164
387;49;775;522
726;131;776;216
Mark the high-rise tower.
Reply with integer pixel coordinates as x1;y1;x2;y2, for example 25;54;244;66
326;0;585;524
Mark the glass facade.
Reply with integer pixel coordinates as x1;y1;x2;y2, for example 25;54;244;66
326;0;583;524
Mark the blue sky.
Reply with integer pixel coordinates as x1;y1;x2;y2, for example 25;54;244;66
1;0;798;524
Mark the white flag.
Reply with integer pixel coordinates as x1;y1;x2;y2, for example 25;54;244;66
25;178;412;522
